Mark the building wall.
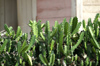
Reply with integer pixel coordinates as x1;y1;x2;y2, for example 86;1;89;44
2;0;99;32
17;0;37;38
0;0;17;31
83;0;100;22
17;0;34;33
37;0;71;28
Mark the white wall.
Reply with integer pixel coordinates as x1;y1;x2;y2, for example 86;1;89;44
83;0;100;22
17;0;36;34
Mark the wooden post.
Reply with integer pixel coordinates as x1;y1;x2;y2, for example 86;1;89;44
17;0;37;37
76;0;83;31
32;0;37;20
71;0;83;31
71;0;76;17
0;0;17;31
71;0;83;21
0;0;4;31
76;0;83;22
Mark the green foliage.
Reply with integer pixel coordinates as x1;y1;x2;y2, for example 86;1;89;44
0;13;100;66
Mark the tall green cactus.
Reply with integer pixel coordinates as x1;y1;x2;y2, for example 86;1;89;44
1;13;100;66
72;17;78;33
58;25;64;54
71;32;84;52
64;22;70;36
0;39;8;54
88;26;100;49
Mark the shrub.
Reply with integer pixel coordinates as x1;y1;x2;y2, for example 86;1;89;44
0;13;100;66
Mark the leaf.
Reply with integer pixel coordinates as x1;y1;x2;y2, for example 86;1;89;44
41;23;45;28
0;39;8;53
16;26;21;37
82;20;86;30
50;54;55;66
93;13;100;23
27;35;35;51
64;22;70;35
92;47;96;53
32;20;38;38
64;45;67;55
4;24;10;34
50;40;55;51
9;26;13;31
90;39;98;49
75;54;78;61
45;21;50;34
61;18;67;31
32;46;35;51
71;32;84;52
15;62;19;66
39;54;48;65
7;39;12;52
81;60;84;66
21;40;27;49
88;18;92;27
37;20;42;36
20;45;28;53
45;21;50;44
25;53;32;66
17;41;21;54
29;20;33;27
50;28;57;38
12;30;15;39
88;26;100;49
24;33;28;40
69;17;73;25
89;61;92;66
85;57;89;66
40;32;45;41
93;14;100;38
72;22;81;35
96;28;99;37
54;21;59;28
58;25;64;54
98;21;100;27
72;17;78;32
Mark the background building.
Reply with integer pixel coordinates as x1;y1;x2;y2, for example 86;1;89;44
0;0;100;33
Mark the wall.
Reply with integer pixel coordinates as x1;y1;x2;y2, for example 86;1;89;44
83;0;100;22
17;0;36;34
37;0;71;28
0;0;72;33
0;0;17;31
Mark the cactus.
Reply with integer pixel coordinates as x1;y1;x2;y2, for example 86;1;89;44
4;24;10;34
16;26;21;37
39;54;48;65
88;26;100;49
24;53;33;66
72;22;81;35
71;32;84;52
72;17;78;33
0;13;100;66
0;39;8;53
26;35;35;51
49;53;55;66
82;20;86;31
64;22;70;36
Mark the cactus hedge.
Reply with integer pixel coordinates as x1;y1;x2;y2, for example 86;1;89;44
0;13;100;66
